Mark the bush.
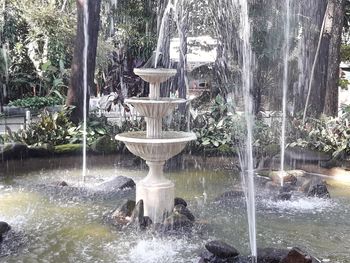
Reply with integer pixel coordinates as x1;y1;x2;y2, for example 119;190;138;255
289;116;350;158
8;96;64;109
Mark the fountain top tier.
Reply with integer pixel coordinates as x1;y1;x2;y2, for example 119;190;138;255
134;68;177;84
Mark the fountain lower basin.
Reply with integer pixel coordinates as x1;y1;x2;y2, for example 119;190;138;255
115;131;196;162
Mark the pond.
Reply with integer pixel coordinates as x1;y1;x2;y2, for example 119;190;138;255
0;155;349;262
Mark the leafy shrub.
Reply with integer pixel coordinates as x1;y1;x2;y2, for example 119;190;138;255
6;107;77;146
8;96;64;109
289;116;350;158
191;95;280;156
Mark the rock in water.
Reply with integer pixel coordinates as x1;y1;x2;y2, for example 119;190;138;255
97;176;136;191
205;240;239;259
0;222;11;236
173;204;195;221
111;199;136;225
140;216;152;230
56;181;68;187
276;192;292;201
306;178;330;199
174;197;187;207
257;247;290;263
131;200;144;224
0;221;11;243
280;247;313;263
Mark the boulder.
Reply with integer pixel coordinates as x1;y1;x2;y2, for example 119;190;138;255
205;240;239;259
306;179;330;199
173;204;195;221
0;222;11;236
56;181;68;187
140;216;152;230
280;247;313;263
111;199;136;225
257;247;290;263
96;176;135;191
276;192;292;201
130;200;144;224
174;197;187;207
0;221;11;243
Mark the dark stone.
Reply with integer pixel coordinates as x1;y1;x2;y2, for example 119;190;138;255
111;199;136;225
257;247;290;263
96;176;135;191
140;216;152;230
276;192;292;201
0;222;11;236
280;247;313;263
131;200;144;224
279;184;295;193
174;197;187;207
174;204;195;221
163;213;193;231
56;181;68;187
205;240;239;259
306;178;330;199
198;249;240;263
283;174;298;186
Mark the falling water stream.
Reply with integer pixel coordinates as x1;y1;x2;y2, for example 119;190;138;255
82;0;89;182
234;0;257;261
280;0;291;186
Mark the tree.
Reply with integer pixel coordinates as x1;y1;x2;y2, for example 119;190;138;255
324;0;346;116
66;0;101;124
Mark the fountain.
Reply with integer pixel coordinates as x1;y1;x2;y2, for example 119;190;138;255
115;67;196;223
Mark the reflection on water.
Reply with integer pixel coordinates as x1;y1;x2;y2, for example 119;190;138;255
0;155;350;262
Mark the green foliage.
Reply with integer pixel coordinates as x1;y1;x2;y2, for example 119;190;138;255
6;107;76;146
2;107;145;154
0;0;74;100
341;44;350;62
8;95;63;109
191;95;280;155
289;116;350;158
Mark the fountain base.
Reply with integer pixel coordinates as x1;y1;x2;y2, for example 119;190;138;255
136;181;174;224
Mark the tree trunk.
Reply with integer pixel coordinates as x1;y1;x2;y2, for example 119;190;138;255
324;0;345;116
66;0;102;124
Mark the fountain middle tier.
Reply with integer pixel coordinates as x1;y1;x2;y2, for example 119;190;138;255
125;97;187;119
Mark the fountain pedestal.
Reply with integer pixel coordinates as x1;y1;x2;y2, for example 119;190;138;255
115;68;196;223
137;161;174;221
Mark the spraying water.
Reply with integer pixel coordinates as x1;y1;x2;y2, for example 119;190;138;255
154;0;176;68
234;0;257;261
280;0;291;186
82;0;89;182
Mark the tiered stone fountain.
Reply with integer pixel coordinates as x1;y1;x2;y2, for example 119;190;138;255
115;68;196;223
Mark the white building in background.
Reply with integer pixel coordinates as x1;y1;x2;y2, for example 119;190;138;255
169;35;217;72
339;62;350;116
